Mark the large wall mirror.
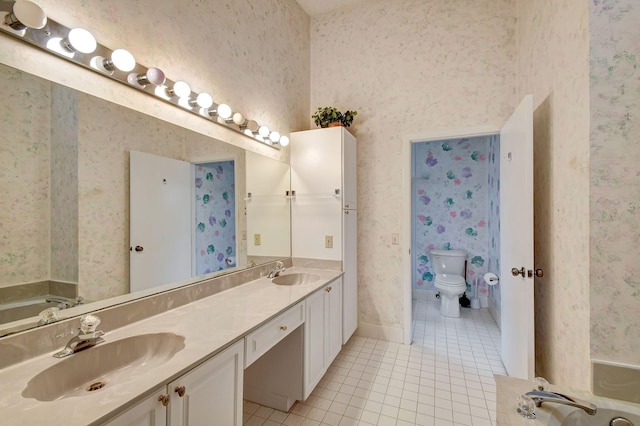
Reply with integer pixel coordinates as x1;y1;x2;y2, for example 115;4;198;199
0;62;291;336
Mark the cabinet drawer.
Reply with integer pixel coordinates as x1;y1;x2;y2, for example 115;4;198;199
244;302;305;368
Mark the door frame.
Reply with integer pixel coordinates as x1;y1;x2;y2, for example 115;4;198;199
401;125;500;345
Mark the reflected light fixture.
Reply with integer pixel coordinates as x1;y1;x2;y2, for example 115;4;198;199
4;0;47;30
279;135;290;147
127;67;166;88
269;131;280;143
64;28;97;54
91;48;136;74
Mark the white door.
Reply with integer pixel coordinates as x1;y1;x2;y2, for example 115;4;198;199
500;95;535;380
130;151;192;292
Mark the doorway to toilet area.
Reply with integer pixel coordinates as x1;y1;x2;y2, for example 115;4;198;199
407;128;505;365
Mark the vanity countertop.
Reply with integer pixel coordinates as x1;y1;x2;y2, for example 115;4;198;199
0;267;342;426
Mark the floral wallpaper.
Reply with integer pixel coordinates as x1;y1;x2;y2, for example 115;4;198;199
413;136;490;293
487;135;501;316
194;161;236;275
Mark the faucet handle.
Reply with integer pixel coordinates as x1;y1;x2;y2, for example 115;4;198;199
80;314;101;334
533;377;550;391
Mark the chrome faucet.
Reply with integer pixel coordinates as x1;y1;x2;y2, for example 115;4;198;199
53;314;105;358
267;261;286;278
525;390;597;415
46;296;84;309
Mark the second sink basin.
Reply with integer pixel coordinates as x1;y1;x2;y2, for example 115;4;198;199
23;332;185;401
272;273;320;286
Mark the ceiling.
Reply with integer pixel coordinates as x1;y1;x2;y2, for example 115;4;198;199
295;0;365;17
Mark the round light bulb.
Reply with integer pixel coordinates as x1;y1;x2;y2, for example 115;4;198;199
269;131;281;143
127;68;165;88
246;120;259;133
111;49;136;72
196;93;214;108
279;135;290;147
66;28;97;54
145;68;166;86
244;129;254;137
5;1;47;30
217;104;232;119
258;125;270;138
172;81;191;98
232;112;245;126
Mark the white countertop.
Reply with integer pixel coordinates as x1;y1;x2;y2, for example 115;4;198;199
0;267;342;426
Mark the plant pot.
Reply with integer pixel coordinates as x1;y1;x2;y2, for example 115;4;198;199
328;122;344;128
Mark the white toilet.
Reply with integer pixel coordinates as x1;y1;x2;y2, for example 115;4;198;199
429;249;468;317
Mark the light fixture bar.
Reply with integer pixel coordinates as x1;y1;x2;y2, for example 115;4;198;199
0;2;284;150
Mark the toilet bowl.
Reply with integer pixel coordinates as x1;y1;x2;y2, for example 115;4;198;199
429;249;468;317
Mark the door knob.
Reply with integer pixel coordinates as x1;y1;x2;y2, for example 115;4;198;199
534;269;544;278
174;385;186;397
511;267;525;277
134;245;144;252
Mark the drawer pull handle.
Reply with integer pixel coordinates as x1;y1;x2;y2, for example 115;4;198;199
158;394;170;406
280;325;287;331
175;385;186;397
326;286;332;292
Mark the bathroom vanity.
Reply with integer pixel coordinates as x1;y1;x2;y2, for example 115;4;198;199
0;267;344;426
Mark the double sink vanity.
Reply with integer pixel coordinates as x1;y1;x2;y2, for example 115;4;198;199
0;266;344;425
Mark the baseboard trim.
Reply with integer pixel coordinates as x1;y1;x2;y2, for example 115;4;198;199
355;321;404;343
412;289;438;301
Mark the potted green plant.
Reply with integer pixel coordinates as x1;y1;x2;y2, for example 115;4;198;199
312;107;358;128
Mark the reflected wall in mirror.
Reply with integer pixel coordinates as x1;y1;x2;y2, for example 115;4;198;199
0;63;291;334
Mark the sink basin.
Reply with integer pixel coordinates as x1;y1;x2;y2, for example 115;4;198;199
23;332;185;401
272;273;320;286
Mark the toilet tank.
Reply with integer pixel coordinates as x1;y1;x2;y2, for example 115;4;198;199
429;249;467;275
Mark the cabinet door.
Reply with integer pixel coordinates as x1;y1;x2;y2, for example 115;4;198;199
326;277;343;365
342;209;358;344
304;289;326;400
168;340;244;426
291;128;342;195
102;390;167;426
342;130;357;209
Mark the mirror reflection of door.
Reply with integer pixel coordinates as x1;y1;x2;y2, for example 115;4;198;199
130;151;192;292
129;152;236;292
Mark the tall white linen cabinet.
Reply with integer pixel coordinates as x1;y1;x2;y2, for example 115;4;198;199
290;127;358;345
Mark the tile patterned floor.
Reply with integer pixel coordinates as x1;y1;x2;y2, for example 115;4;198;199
244;300;505;425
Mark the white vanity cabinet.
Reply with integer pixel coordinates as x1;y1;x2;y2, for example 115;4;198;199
104;340;244;426
303;277;343;400
291;127;358;345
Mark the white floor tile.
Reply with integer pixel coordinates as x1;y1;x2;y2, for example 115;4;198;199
244;301;504;426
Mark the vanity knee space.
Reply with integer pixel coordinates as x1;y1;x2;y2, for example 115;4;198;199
243;276;344;412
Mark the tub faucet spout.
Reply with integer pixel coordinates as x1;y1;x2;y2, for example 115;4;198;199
525;391;597;416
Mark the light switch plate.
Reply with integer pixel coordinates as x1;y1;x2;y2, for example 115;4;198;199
325;235;333;248
254;234;261;246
